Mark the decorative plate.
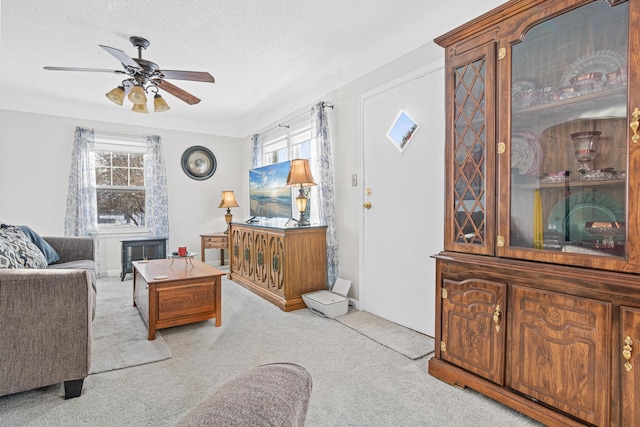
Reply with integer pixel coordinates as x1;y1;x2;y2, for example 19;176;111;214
560;50;626;87
511;132;542;175
548;192;624;242
181;146;217;180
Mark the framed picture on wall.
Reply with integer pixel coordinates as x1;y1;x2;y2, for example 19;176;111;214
386;110;419;153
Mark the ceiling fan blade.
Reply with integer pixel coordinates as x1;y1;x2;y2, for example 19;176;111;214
44;66;126;74
156;80;201;105
99;45;142;70
159;70;215;83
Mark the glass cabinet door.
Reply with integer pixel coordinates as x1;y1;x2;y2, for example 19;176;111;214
446;43;496;255
507;1;628;260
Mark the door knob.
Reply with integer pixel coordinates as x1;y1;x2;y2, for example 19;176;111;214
363;202;372;209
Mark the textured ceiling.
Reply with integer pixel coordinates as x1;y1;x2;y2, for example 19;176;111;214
0;0;504;138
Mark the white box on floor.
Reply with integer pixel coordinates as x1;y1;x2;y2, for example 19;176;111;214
302;278;351;318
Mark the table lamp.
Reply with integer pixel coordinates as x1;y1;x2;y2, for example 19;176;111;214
285;159;317;226
218;190;239;233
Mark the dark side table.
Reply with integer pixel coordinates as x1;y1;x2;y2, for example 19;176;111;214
121;237;167;281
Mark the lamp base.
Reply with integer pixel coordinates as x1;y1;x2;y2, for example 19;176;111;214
225;210;232;234
296;213;310;227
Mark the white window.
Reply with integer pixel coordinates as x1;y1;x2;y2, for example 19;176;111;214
262;120;312;165
93;134;148;232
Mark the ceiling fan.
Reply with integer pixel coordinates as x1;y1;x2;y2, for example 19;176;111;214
43;36;215;113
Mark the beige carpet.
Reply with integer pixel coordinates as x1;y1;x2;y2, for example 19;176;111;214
90;276;171;374
335;310;435;359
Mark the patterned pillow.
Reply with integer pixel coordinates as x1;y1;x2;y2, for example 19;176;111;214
0;225;48;269
0;238;24;269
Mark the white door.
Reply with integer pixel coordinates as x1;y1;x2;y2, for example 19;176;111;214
360;64;444;336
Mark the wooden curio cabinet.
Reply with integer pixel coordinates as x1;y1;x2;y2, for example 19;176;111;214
430;1;640;425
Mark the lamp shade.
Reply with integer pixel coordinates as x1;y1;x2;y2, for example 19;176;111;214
218;191;239;208
128;85;147;105
154;94;170;112
286;159;317;187
131;102;149;114
105;86;125;105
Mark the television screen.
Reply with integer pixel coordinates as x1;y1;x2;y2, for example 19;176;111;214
249;161;292;219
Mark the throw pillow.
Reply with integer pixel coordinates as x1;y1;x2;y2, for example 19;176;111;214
0;238;24;269
17;225;60;264
0;225;48;269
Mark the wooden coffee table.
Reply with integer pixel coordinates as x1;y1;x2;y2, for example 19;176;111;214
132;258;225;340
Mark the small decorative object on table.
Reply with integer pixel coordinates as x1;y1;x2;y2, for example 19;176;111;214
169;251;198;267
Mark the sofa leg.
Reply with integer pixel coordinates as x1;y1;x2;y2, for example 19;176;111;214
64;379;84;399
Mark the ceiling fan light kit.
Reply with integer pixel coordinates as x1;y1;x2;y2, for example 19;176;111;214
45;36;214;114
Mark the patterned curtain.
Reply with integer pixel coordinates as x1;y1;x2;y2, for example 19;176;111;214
251;133;262;168
145;135;169;246
65;127;99;272
65;127;98;238
310;102;338;288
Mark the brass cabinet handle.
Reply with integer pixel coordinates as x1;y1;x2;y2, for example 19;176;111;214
493;304;501;332
363;202;372;209
631;108;640;144
623;336;633;372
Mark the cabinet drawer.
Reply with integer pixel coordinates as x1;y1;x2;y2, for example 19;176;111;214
155;282;215;322
203;236;228;248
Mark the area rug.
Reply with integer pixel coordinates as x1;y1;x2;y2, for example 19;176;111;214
335;310;434;360
90;276;171;374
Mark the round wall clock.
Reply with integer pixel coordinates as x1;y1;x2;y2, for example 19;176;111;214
181;146;217;180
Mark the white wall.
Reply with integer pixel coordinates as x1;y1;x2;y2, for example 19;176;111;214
250;41;444;304
0;110;246;276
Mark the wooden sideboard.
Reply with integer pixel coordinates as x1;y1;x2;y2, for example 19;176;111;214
229;222;327;311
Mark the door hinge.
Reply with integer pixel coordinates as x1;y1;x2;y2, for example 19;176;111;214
497;142;506;154
441;341;446;352
498;47;506;60
441;288;448;299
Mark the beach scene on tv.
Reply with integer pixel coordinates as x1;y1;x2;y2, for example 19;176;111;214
249;161;293;219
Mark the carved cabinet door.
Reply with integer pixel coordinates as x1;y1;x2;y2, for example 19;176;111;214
240;228;254;280
267;233;285;296
230;227;242;275
441;277;506;385
253;231;268;288
508;285;611;426
620;307;640;426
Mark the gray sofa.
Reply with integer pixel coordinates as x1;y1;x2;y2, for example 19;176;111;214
174;363;313;427
0;234;97;399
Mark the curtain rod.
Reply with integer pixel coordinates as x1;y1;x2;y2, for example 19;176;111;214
258;101;334;137
94;131;148;140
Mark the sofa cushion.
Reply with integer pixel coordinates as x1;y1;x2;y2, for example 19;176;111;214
0;225;48;269
17;225;60;264
48;260;97;293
